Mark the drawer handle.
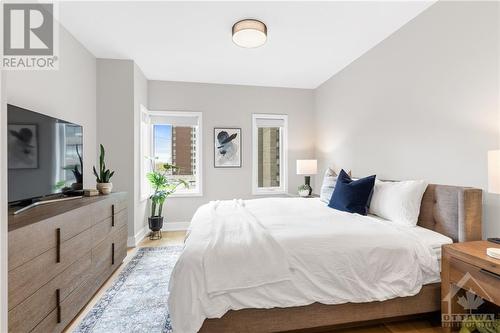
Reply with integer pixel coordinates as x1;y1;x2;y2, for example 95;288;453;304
112;242;115;265
56;228;61;263
111;204;115;227
480;268;500;280
56;288;61;323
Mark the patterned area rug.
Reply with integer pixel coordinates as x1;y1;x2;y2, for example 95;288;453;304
74;246;183;333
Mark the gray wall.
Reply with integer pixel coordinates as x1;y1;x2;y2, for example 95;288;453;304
148;81;315;223
314;1;500;237
5;26;97;190
133;63;149;242
96;59;150;245
96;59;136;241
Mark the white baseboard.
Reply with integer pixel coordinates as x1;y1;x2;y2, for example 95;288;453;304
162;222;190;231
128;226;147;247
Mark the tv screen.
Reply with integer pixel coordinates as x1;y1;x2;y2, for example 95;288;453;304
8;104;83;205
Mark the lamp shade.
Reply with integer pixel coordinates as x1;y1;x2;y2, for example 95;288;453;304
296;160;317;175
488;150;500;194
232;19;267;48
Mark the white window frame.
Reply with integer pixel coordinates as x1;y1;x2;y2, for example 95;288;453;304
140;105;151;201
252;113;288;195
142;109;203;198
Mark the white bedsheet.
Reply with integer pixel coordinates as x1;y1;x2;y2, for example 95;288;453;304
411;225;453;263
168;198;448;333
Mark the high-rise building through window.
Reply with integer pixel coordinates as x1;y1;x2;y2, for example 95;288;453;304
172;126;196;176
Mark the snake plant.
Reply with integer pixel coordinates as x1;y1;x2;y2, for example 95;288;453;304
93;144;115;183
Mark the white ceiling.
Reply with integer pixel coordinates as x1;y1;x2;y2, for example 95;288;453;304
59;1;434;89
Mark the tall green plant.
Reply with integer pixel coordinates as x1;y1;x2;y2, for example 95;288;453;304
93;144;115;183
146;158;187;218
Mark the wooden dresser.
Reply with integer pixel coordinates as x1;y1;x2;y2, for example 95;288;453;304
8;192;128;333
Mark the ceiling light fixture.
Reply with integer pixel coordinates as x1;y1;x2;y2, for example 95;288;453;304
232;19;267;48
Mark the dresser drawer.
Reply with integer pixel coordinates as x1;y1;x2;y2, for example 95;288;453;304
91;260;117;298
8;206;93;271
91;208;127;247
31;277;95;333
91;264;111;296
8;251;92;333
113;225;128;267
88;228;128;299
8;227;92;310
449;258;500;305
93;224;128;270
92;195;127;225
92;237;113;276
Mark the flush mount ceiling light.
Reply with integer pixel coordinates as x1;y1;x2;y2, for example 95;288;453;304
232;19;267;48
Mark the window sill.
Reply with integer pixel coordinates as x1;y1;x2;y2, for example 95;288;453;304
169;192;203;198
252;190;287;196
140;192;203;200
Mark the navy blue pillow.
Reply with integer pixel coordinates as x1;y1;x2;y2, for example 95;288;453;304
328;169;376;215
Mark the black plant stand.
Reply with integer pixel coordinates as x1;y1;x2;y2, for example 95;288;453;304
150;230;162;240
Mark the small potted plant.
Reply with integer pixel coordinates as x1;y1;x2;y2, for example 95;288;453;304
93;144;115;194
298;184;311;197
146;158;187;238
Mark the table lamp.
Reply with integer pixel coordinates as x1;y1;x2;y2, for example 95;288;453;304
488;150;500;194
296;159;317;196
486;150;500;249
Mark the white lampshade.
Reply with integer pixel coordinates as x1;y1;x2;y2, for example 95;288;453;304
488;150;500;194
232;19;267;48
296;160;317;175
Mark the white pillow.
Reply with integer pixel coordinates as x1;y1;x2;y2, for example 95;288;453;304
319;168;337;203
369;179;428;227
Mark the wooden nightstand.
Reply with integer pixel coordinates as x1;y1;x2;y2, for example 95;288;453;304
441;241;500;331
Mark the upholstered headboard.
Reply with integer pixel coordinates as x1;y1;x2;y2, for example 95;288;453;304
418;184;482;242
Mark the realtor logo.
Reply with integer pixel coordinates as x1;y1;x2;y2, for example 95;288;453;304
2;2;59;70
457;290;485;311
442;272;496;329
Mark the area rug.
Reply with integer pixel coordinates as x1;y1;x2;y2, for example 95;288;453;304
74;246;183;333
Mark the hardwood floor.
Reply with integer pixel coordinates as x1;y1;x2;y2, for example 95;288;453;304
332;319;443;333
65;231;444;333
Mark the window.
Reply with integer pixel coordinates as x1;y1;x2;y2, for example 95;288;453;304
141;110;202;198
54;123;83;190
140;106;151;200
252;114;288;195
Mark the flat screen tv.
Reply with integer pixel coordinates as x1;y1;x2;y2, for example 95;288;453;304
8;104;83;207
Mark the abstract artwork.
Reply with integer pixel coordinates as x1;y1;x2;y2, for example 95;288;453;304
8;124;38;169
214;128;241;168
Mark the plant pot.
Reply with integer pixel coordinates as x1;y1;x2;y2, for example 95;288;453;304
298;189;310;197
96;182;113;195
298;184;311;197
148;216;164;232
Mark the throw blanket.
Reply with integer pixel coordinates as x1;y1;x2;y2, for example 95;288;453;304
203;200;291;295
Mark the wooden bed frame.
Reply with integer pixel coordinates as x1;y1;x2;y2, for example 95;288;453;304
199;184;483;333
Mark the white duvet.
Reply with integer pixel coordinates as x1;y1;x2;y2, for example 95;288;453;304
168;198;448;333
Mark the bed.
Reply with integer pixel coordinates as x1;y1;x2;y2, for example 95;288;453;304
168;184;482;333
